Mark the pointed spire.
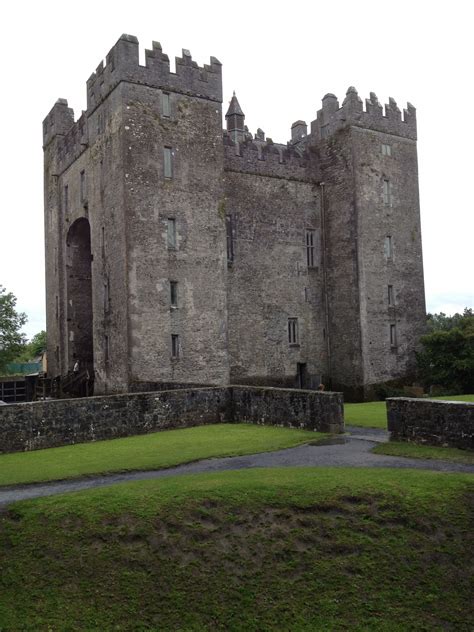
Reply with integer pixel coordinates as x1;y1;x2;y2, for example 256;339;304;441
226;91;245;118
226;92;245;142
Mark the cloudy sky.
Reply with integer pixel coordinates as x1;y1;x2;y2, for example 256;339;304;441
0;0;472;339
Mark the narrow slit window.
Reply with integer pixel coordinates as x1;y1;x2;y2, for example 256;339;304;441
171;334;180;358
390;324;397;347
162;93;170;117
388;285;394;306
226;215;234;263
80;170;87;203
306;229;315;267
64;185;68;213
170;281;178;307
105;335;110;362
385;235;393;259
167;218;176;249
288;318;299;346
164;147;173;179
382;144;392;156
383;179;391;206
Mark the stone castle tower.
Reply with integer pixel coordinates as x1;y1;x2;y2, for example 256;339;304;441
43;34;426;400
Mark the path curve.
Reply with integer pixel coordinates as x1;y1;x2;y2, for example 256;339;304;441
0;426;472;507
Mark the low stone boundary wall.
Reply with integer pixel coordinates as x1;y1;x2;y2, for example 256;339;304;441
231;386;343;434
0;386;344;454
387;398;474;450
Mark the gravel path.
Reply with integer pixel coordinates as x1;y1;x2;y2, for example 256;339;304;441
1;426;472;507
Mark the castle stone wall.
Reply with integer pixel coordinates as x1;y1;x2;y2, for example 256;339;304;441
224;170;327;388
0;387;343;454
387;398;474;450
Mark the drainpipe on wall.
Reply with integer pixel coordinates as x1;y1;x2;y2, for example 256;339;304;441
319;182;332;388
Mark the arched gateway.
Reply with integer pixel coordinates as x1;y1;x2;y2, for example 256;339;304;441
66;218;93;373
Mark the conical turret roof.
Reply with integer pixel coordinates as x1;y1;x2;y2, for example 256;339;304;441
225;91;245;118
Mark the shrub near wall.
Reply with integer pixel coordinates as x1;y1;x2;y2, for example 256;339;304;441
387;397;474;450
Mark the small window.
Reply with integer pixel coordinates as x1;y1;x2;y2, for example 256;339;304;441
382;144;392;156
101;227;105;259
80;170;87;204
104;278;110;312
390;324;397;347
64;185;69;213
384;235;393;259
306;229;315;267
164;147;173;179
288;318;299;346
162;93;170;117
383;179;391;206
388;285;394;306
226;215;234;263
171;334;180;358
170;281;178;307
167;218;176;249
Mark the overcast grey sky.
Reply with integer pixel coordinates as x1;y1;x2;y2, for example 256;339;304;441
0;0;472;339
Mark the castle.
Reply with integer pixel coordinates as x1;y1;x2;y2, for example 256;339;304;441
43;34;426;400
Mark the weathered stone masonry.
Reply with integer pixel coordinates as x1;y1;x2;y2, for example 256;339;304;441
0;387;343;454
43;34;426;401
387;398;474;450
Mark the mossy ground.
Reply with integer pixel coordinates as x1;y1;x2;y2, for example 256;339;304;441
0;467;472;631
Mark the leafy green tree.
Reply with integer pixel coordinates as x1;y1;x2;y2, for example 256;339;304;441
13;330;47;363
417;308;474;393
0;285;27;373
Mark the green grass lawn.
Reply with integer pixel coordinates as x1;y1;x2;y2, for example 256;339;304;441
345;394;474;429
0;467;472;631
0;424;324;487
373;441;474;465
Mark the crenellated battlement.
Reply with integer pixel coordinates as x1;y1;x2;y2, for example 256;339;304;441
223;132;313;181
310;87;416;141
86;34;222;112
43;99;75;148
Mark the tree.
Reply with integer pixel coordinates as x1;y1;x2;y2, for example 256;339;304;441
13;330;47;363
417;308;474;393
0;285;27;373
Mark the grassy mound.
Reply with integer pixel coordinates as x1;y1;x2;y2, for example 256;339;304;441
0;468;473;630
0;424;323;487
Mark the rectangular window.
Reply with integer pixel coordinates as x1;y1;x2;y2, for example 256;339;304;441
306;229;315;267
164;147;173;179
64;185;69;213
162;93;170;117
390;324;397;347
167;218;176;249
80;170;87;204
388;284;394;306
382;143;392;156
170;281;178;307
288;318;299;346
226;215;234;263
383;179;391;206
384;235;393;259
171;334;180;358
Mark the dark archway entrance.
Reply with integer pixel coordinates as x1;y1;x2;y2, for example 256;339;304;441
66;218;93;373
